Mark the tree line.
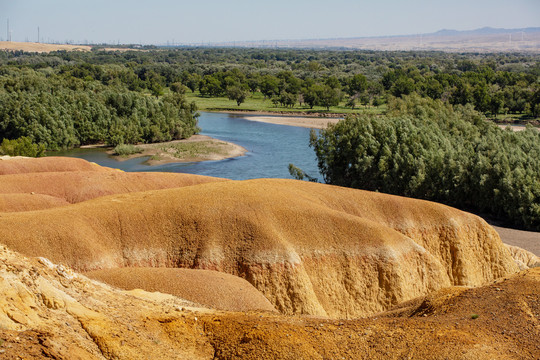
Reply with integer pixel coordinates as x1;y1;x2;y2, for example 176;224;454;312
1;48;538;117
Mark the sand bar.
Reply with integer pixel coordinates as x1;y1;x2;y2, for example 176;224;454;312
243;115;341;129
109;134;246;165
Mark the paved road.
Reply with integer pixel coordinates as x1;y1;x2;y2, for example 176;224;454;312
492;225;540;256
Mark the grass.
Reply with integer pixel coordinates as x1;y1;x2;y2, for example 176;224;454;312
113;144;143;156
159;141;228;159
184;91;386;116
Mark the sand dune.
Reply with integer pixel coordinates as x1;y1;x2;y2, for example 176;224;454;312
0;193;69;212
0;41;92;53
0;156;536;359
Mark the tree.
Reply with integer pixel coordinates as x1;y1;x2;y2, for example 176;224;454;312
170;82;187;94
316;85;341;111
391;77;415;97
279;91;296;108
325;76;341;90
348;74;368;97
260;75;279;99
309;95;540;230
288;163;318;182
199;75;222;97
302;84;321;109
346;96;357;110
227;85;249;106
185;73;201;93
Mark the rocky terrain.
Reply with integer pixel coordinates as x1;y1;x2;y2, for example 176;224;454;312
0;156;538;359
0;246;537;359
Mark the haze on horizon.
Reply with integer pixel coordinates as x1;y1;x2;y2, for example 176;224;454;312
1;0;539;45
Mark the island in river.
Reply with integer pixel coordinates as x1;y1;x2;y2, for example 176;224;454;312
108;134;247;166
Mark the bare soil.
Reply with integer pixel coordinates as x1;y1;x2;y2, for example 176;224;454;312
0;41;135;53
0;41;92;53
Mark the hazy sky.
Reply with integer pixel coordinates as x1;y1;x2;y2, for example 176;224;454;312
1;0;539;44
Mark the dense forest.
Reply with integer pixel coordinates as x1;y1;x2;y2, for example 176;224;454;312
0;48;539;120
310;95;540;230
0;52;201;150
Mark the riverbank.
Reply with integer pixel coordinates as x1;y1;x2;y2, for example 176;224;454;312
496;123;539;131
108;135;246;166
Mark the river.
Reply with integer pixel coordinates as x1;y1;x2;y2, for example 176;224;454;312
51;112;322;181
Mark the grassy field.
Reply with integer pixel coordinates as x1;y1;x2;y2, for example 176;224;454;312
182;91;539;124
184;91;386;116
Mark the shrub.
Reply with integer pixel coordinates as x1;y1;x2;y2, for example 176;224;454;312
0;137;45;157
113;144;143;156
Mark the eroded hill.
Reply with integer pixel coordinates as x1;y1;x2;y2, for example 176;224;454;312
0;157;520;319
0;246;537;359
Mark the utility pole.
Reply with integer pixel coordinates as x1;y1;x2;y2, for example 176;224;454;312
38;27;40;43
7;18;9;42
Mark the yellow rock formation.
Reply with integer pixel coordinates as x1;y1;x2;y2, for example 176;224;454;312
86;267;277;312
0;157;519;318
0;246;537;359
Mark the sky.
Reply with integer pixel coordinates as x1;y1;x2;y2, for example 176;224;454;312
1;0;539;45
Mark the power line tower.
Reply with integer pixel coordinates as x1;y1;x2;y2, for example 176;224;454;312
38;26;40;43
7;18;9;42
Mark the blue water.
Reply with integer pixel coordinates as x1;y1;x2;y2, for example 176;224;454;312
51;112;321;181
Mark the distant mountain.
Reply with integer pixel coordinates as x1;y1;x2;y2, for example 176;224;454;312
214;27;540;53
432;27;540;36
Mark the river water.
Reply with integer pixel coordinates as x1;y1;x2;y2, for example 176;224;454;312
51;112;322;181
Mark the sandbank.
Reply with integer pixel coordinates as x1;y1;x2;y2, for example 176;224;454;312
109;135;246;166
242;115;341;129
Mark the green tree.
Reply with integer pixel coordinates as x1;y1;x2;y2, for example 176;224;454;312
260;75;279;99
310;95;540;230
316;85;341;110
199;75;223;97
348;74;368;97
227;85;249;106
